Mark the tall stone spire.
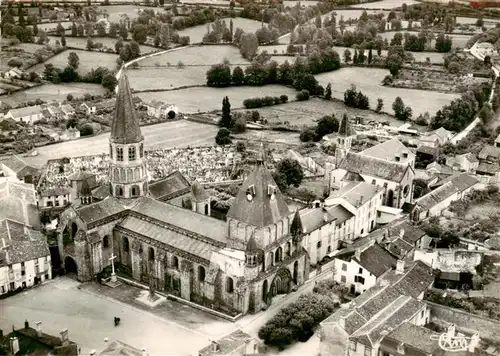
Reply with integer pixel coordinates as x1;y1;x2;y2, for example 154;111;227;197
338;113;354;137
110;71;143;144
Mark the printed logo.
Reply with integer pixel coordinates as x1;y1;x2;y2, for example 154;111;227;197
430;333;470;352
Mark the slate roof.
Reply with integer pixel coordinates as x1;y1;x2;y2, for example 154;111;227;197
118;215;220;261
414;174;479;211
0;219;50;267
227;160;290;228
339;152;410;182
198;330;253;356
356;243;397;277
325;204;354;225
148;171;191;201
75;197;125;224
381;322;441;355
299;207;336;234
361;138;413;162
478;145;500;161
131;197;227;244
110;72;143;144
328;181;381;208
338;114;355;137
387;220;426;245
191;180;209;202
40;187;69;197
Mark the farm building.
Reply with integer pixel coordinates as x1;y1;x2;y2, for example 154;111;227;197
410;173;480;221
3;67;24;79
5;105;44;125
1;155;39;183
145;100;179;119
38;187;71;209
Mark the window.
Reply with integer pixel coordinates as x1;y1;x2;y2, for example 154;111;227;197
354;276;365;285
110;144;113;159
358;267;363;274
377;211;381;218
55;200;60;207
148;247;155;261
341;275;346;283
172;256;179;270
45;274;49;280
342;263;347;271
128;146;136;161
395;156;401;162
421;309;425;319
103;236;109;248
21;271;25;276
117;147;123;161
364;345;372;356
123;237;129;252
198;266;205;282
327;246;332;253
317;241;322;249
361;229;364;234
226;277;234;293
371;179;376;185
403;152;408;158
115;186;123;197
139;143;144;158
350;341;357;351
46;201;53;207
21;262;24;268
63;200;67;205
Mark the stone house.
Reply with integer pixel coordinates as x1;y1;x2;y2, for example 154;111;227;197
5;105;44;125
198;330;258;356
56;73;309;316
1;155;39;184
446;153;479;173
38;187;71;209
3;67;24;79
145;100;179;119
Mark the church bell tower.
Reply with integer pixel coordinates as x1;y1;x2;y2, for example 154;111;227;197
109;71;148;199
336;113;355;167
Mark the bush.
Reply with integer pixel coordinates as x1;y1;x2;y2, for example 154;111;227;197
296;90;310;101
215;128;232;145
344;85;369;109
280;94;288;103
243;95;285;109
80;124;94;136
233;117;246;133
300;126;317;142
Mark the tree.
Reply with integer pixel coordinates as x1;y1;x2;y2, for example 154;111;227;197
119;24;128;40
67;94;74;102
239;32;258;60
392;96;405;119
233;117;246;133
476;17;484;28
80;124;94;136
232;66;245;85
316;115;339;140
219;96;232;128
109;23;117;38
132;24;148;44
343;49;351;63
129;41;141;59
293;73;319;94
18;4;25;27
274;158;304;190
102;73;118;91
376;98;384;113
61;32;66;47
368;48;373;64
66;117;77;128
68;52;79;69
206;64;231;87
325;83;332;100
86;36;93;50
215;128;232;145
300;127;316;142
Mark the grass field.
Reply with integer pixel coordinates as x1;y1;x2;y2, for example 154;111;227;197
235;97;402;127
315;67;459;116
30;50;119;75
350;0;419;9
0;83;107;106
137;45;249;66
99;5;144;22
178;17;263;43
46;36;159;55
38;21;72;32
136;85;297;113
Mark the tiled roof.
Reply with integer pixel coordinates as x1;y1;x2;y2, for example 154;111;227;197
356;243;397;277
76;197;125;223
198;330;253;356
92;183;110;200
328;181;381;208
383;260;435;298
8;105;43;118
476;162;499;175
132;197;227;244
478;145;500;160
0;219;50;267
356;286;402;320
417;145;438;156
299;207;335;234
227;161;290;228
1;155;33;174
325;204;354;225
361;139;413;162
99;340;143;356
118;215;220;261
386;238;413;259
40;186;69;197
110;72;143;144
381;322;441;355
149;172;191;200
387;220;426;245
415;174;478;211
0;195;40;228
339;152;410;182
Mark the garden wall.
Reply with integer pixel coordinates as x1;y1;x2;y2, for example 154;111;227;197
427;301;500;343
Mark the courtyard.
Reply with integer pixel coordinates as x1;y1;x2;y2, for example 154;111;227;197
0;278;233;356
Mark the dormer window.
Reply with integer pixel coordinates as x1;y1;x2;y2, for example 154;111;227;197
268;185;276;201
247;185;256;201
402;152;408;158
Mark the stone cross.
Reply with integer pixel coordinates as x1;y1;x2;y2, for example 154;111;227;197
109;253;117;283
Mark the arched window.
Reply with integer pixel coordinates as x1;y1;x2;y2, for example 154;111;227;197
204;204;208;215
109;144;113;159
172;256;179;270
139;143;144;158
198;266;205;282
275;247;282;263
226;277;234;293
71;222;78;238
123;237;129;252
115;186;123;196
270;252;274;266
148;247;155;261
128;146;136;161
117;147;123;162
103;236;109;248
143;182;147;194
131;185;139;197
285;242;291;257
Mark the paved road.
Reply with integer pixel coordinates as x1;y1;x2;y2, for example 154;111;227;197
0;279;211;356
23;120;218;167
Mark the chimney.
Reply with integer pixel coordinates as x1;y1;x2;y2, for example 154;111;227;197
447;324;456;338
468;333;480;352
399;229;404;239
35;321;42;337
211;341;220;352
358;196;364;207
10;337;19;355
355;248;361;261
24;320;29;329
59;328;69;346
396;260;405;275
142;348;148;356
395;155;401;162
323;212;328;223
90;350;96;356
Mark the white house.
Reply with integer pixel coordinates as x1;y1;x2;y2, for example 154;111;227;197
79;103;96;115
411;173;481;221
334;242;397;295
1;155;39;184
5;106;44;125
0;219;52;295
146;100;179;119
4;67;24;79
446;153;479;173
38;187;71;209
326;181;383;237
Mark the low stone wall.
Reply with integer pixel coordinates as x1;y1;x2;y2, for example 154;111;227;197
427;301;500;343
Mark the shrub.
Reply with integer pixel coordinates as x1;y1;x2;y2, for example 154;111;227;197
233;117;246;133
215;128;232;145
344;85;369;109
280;94;288;103
243;95;285;109
80;124;94;136
296;90;310;101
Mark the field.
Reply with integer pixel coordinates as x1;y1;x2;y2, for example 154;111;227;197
99;5;144;22
350;0;419;9
235;97;402;127
378;32;473;50
137;45;248;66
30;50;119;75
177;17;263;43
0;83;107;106
46;36;159;55
38;21;72;32
456;16;500;25
314;67;459;116
135;85;297;113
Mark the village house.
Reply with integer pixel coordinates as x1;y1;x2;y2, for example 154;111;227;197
5;105;44;125
145;100;179;119
326;182;383;237
411;173;480;221
79;103;96;115
422;127;453;146
0;321;78;356
319;260;434;356
426;161;454;176
477;140;500;176
60;127;80;141
0;219;52;295
38;187;71;209
198;330;258;356
1;155;39;184
333;242;397;295
56;73;309;316
418;135;440;149
446;153;479;173
0;179;40;228
98;340;145;356
328;119;415;210
3;67;24;80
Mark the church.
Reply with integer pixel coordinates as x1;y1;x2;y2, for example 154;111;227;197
56;73;309;316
